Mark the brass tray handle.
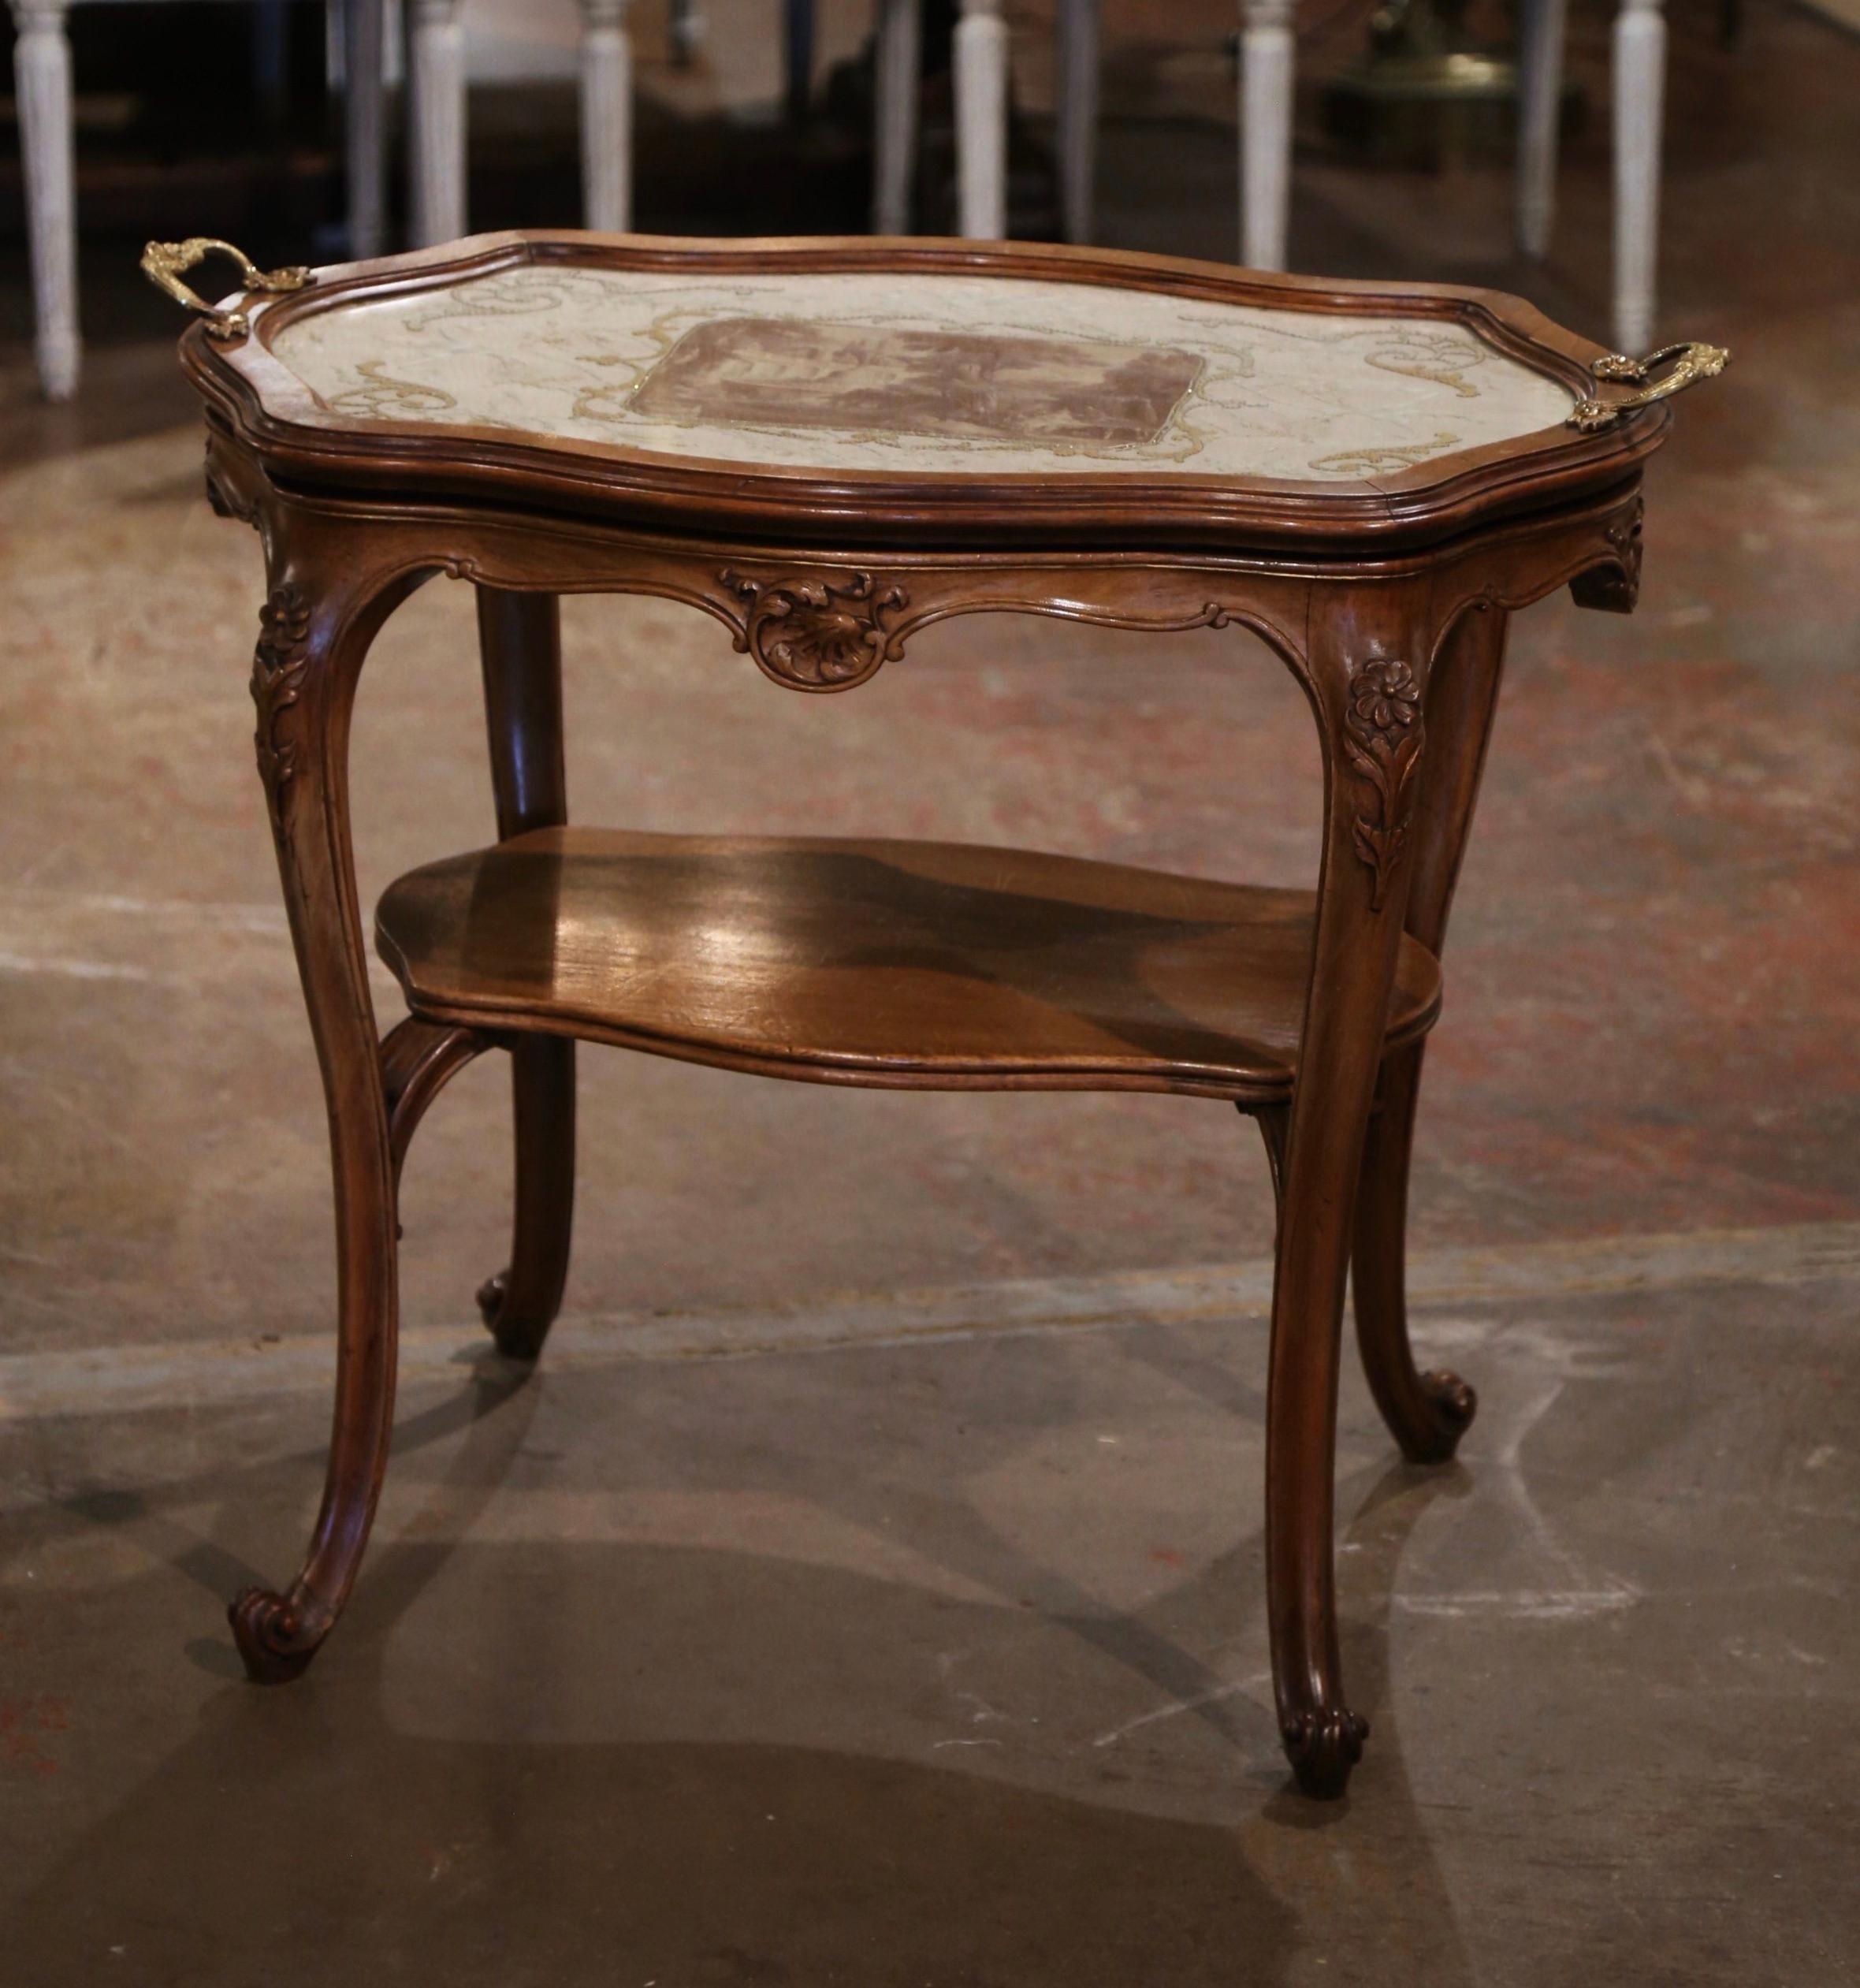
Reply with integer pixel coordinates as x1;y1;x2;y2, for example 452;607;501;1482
140;238;313;341
1567;341;1730;432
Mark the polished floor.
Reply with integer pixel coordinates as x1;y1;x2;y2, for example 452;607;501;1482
1;0;1857;1981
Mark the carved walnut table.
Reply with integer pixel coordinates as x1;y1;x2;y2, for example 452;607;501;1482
154;229;1723;1798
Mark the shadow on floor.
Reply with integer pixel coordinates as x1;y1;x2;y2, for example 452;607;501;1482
4;1360;1477;1986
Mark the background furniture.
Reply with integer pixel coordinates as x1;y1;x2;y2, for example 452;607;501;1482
399;0;1098;250
407;0;829;242
881;0;1099;240
401;0;634;245
158;225;1714;1798
8;0;389;400
6;0;1673;400
9;0;79;397
1519;0;1668;350
1236;0;1671;352
947;0;1669;351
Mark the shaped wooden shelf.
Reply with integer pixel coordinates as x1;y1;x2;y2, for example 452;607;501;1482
374;827;1444;1103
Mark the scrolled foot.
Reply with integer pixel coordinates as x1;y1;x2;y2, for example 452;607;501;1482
1400;1369;1479;1465
475;1268;508;1330
229;1586;325;1685
1282;1707;1370;1800
476;1268;546;1361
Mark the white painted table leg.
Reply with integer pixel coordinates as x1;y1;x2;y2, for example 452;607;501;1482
1240;0;1293;270
579;0;633;232
872;0;921;235
409;0;467;248
1515;0;1567;259
1055;0;1099;244
11;0;78;401
344;0;387;260
954;0;1008;240
1613;0;1665;353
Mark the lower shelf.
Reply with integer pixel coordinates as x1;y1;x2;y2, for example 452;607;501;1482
374;828;1443;1102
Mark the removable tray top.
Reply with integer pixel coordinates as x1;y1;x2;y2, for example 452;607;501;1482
188;233;1669;550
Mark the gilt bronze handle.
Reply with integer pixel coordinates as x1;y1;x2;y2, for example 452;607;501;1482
1567;341;1731;432
140;238;314;341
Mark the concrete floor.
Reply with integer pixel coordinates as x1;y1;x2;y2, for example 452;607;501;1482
2;1245;1857;1983
2;0;1858;1980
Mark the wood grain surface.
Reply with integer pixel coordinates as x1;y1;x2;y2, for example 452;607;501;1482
374;828;1444;1101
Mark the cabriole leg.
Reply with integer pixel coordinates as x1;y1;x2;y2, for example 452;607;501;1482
231;548;423;1684
1266;606;1429;1796
474;588;576;1361
1352;1045;1475;1461
1350;601;1508;1463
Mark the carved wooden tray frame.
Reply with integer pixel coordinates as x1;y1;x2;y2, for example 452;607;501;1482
187;229;1667;553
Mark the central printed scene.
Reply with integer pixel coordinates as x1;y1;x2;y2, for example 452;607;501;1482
629;315;1205;445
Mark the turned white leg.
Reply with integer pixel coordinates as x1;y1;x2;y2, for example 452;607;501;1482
1515;0;1567;259
344;0;388;259
1055;0;1099;244
11;0;78;401
579;0;633;231
1240;0;1294;270
954;0;1008;239
409;0;467;248
872;0;921;234
1613;0;1665;352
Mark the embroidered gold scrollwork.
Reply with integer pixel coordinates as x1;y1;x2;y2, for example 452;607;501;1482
323;360;459;419
1309;431;1463;477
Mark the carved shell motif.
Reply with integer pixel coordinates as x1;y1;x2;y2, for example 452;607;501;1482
251;583;313;835
721;568;910;691
1344;655;1425;911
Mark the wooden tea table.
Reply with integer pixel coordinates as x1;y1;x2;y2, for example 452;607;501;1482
154;230;1724;1797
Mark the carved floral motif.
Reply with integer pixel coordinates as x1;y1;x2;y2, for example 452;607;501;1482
720;569;910;691
251;583;313;833
1344;654;1425;910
